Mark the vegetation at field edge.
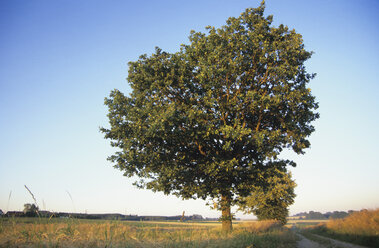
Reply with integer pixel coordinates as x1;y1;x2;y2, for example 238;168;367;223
0;218;297;247
300;209;379;248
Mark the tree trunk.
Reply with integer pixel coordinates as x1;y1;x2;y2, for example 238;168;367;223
220;194;232;233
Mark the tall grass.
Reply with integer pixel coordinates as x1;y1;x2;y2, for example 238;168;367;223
304;208;379;248
238;220;283;233
0;218;297;247
326;208;379;236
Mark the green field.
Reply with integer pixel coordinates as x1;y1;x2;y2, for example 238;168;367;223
286;219;329;228
0;218;298;248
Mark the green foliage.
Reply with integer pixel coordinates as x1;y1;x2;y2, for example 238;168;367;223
238;169;296;224
326;211;349;219
102;2;318;229
306;211;327;220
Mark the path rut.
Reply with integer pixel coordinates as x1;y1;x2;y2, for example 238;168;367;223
296;233;325;248
295;232;369;248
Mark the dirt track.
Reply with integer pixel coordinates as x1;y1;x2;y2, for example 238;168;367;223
296;232;369;248
296;233;325;248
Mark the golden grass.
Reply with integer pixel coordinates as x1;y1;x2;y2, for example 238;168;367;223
301;209;379;247
0;220;207;247
238;220;282;233
0;218;297;248
326;208;379;236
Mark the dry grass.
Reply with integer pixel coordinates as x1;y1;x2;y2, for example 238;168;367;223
326;208;379;236
0;218;297;248
1;219;207;247
302;209;379;248
238;220;282;233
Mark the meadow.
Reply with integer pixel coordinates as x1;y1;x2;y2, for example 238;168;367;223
0;218;298;248
286;219;329;229
3;211;377;247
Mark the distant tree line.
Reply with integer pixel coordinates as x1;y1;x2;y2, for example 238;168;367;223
293;210;356;220
1;205;214;221
3;211;214;221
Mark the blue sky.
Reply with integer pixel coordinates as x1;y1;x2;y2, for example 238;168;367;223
1;0;378;218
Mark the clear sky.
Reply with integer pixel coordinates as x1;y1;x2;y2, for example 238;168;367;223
1;0;378;219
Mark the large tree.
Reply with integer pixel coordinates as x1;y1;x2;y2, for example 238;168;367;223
102;2;318;232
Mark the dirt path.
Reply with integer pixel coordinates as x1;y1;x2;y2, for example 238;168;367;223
295;232;369;248
296;233;325;248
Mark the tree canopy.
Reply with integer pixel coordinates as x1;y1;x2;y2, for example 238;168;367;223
23;203;39;217
238;169;296;225
102;2;318;232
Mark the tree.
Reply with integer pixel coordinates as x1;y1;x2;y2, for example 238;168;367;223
238;169;296;225
102;2;318;232
23;203;39;217
306;211;327;220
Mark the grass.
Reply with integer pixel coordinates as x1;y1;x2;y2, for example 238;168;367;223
286;219;329;228
300;208;379;248
0;218;298;247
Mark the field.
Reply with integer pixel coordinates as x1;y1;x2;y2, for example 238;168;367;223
3;214;377;247
0;218;298;248
286;219;329;228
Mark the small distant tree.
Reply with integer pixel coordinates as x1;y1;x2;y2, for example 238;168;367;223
0;209;3;216
180;211;185;222
330;211;349;219
191;214;203;220
23;203;39;217
102;1;318;232
238;169;296;225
